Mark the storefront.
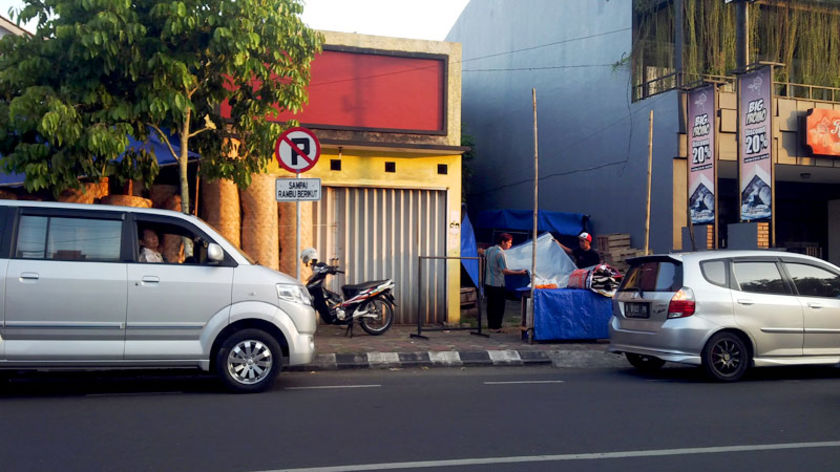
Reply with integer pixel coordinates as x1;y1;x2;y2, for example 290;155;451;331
204;31;467;324
676;68;840;265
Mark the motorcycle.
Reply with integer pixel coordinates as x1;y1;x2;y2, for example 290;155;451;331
301;248;396;336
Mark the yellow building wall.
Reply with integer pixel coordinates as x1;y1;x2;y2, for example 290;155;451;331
268;147;465;323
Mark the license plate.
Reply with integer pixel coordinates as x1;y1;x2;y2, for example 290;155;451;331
624;302;650;319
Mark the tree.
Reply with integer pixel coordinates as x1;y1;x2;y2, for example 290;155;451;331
1;0;322;212
0;6;155;197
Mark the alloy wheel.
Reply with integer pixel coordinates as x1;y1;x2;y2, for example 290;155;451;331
226;339;273;385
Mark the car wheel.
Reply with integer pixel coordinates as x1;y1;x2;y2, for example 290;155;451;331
702;332;749;382
215;329;282;393
625;353;665;372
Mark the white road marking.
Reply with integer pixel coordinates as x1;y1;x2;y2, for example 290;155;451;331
483;380;565;385
284;384;382;390
260;440;840;472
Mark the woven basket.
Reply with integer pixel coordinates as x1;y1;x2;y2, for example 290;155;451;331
162;195;185;263
149;184;178;209
58;178;109;204
240;173;278;270
100;194;152;208
200;179;241;247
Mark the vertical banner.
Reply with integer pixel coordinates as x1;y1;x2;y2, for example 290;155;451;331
688;85;716;225
738;66;773;221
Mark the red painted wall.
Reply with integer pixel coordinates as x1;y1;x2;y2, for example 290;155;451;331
277;48;446;133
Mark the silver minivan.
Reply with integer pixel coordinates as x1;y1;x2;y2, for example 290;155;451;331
0;200;316;392
609;250;840;381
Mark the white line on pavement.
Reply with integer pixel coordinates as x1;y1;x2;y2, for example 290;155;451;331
284;384;382;390
259;440;840;472
483;380;565;385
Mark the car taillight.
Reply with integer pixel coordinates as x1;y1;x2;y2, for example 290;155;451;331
667;287;695;319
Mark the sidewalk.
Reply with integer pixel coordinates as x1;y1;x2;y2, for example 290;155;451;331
289;302;626;371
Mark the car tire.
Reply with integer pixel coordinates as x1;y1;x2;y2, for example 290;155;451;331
625;353;665;372
702;332;749;382
215;329;283;393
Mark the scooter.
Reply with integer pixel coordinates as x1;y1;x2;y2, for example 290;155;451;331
301;248;396;336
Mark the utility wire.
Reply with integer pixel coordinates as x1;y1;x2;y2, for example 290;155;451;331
468;92;672;196
308;27;631;88
464;64;614;72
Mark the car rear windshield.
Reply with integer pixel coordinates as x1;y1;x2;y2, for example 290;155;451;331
621;259;682;292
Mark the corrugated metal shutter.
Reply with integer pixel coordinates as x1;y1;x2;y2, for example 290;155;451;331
311;187;447;324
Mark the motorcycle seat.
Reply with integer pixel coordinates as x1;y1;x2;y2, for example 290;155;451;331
342;280;390;298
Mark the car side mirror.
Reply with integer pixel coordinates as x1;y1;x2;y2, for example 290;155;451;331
207;243;224;263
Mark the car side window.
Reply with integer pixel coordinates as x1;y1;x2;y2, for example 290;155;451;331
16;215;122;262
733;261;788;295
700;260;728;287
785;263;840;298
134;217;219;265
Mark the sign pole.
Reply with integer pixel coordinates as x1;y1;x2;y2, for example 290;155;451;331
273;126;321;280
296;173;301;280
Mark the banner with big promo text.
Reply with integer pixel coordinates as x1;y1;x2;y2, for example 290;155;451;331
688;85;716;225
738;66;773;221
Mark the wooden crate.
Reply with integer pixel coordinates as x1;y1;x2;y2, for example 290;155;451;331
460;287;477;306
596;233;631;253
460;287;479;319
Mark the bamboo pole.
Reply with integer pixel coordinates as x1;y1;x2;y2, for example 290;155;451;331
528;88;539;344
645;110;654;255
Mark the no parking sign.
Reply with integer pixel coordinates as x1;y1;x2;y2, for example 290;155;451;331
274;127;321;173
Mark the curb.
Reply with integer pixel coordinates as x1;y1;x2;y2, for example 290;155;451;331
288;349;627;371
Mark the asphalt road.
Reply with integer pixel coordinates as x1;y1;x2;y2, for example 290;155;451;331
1;365;840;472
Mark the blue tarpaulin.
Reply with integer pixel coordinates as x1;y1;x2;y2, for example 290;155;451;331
460;213;480;288
533;288;612;340
476;209;587;237
0;130;200;186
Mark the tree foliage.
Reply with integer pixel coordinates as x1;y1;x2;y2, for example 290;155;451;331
1;0;322;211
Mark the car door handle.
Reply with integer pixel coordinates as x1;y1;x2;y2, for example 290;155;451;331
807;302;823;309
737;299;755;306
140;276;160;285
19;272;39;280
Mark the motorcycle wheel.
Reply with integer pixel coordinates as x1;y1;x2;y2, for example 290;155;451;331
359;298;394;335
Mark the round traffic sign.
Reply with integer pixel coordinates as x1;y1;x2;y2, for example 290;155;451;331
274;127;321;174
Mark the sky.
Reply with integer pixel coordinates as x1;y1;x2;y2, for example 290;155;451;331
0;0;470;41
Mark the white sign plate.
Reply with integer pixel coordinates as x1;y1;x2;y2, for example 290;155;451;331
276;178;321;201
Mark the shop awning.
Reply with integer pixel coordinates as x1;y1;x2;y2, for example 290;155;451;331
0;131;200;186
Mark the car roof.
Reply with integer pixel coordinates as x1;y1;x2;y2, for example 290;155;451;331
633;249;829;266
0;199;199;221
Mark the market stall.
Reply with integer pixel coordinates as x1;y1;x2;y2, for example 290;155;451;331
532;288;612;340
504;236;619;341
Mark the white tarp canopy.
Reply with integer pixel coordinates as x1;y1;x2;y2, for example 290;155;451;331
504;233;578;288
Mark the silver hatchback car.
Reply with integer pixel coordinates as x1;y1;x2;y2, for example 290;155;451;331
609;250;840;381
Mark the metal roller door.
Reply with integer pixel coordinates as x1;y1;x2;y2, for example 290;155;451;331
311;186;448;324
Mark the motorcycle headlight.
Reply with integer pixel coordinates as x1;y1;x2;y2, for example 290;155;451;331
276;283;312;306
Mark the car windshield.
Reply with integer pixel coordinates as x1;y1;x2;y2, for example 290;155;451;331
621;260;681;292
